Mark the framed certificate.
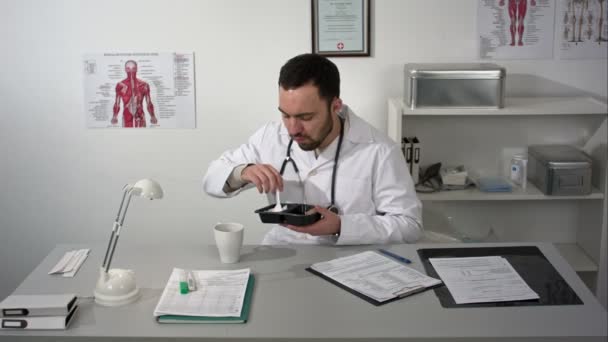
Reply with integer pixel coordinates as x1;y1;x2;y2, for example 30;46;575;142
312;0;371;57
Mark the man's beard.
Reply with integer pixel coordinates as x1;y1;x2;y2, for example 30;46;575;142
294;111;333;151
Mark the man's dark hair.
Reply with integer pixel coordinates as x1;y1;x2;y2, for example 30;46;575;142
278;53;340;104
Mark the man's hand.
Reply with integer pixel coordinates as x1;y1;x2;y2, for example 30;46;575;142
282;206;341;236
150;115;158;124
111;116;118;125
241;164;283;193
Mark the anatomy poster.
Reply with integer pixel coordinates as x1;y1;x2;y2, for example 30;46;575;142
84;52;196;128
556;0;608;59
479;0;556;59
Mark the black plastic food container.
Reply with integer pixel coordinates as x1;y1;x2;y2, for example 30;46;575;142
255;203;321;226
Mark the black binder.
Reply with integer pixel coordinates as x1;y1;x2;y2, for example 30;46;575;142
417;246;583;308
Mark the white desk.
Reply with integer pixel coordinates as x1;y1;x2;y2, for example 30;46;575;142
1;242;606;341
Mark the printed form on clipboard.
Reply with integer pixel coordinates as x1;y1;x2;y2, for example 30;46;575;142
307;251;442;306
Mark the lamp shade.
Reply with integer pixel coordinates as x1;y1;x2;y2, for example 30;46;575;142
131;179;163;199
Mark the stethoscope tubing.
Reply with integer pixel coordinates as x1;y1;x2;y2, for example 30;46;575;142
280;116;345;214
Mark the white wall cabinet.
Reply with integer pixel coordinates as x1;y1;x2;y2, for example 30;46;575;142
388;96;608;304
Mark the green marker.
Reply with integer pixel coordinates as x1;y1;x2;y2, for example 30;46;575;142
179;270;189;294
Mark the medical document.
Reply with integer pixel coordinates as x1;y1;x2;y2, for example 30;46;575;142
429;256;539;304
311;251;441;303
154;268;250;317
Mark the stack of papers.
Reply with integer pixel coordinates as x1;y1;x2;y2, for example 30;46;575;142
308;251;442;305
48;249;90;277
153;268;254;323
429;256;539;304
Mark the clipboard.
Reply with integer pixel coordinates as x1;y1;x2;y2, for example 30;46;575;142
417;246;583;308
306;267;428;306
306;251;442;306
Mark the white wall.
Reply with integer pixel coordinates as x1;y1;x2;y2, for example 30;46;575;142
0;0;606;298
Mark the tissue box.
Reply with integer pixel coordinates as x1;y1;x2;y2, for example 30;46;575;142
404;63;506;109
440;166;468;186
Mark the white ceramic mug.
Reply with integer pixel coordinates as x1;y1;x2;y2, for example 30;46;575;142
214;222;244;263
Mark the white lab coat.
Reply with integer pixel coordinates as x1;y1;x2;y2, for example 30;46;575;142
203;106;422;245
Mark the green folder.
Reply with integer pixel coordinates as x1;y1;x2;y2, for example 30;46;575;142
156;274;255;324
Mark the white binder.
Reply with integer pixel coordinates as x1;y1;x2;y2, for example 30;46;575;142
402;137;412;173
0;294;77;317
0;306;78;330
411;137;421;184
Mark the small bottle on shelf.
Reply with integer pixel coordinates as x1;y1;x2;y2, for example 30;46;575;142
510;154;528;190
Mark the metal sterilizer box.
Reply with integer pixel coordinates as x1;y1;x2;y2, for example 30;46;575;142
528;145;593;196
404;63;506;109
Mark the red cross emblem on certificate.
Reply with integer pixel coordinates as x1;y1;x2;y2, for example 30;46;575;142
337;42;344;50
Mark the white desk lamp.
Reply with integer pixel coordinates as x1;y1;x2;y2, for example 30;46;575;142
94;179;163;306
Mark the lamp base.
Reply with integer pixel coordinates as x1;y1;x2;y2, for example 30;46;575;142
94;267;140;306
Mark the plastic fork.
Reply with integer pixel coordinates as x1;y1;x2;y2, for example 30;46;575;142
271;189;285;212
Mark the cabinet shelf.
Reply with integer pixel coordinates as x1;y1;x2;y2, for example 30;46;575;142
397;96;608;116
555;243;598;272
418;183;604;201
388;95;607;299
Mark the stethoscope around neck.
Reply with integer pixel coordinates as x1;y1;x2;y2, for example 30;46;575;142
279;116;345;215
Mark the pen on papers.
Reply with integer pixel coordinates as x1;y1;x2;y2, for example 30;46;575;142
179;270;189;294
187;271;197;292
378;249;412;264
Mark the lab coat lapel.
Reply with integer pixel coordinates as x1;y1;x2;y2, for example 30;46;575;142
289;143;316;181
311;138;338;170
341;106;374;153
278;122;314;177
